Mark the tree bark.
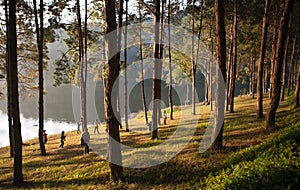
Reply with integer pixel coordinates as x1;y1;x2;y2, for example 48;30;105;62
8;0;23;185
168;0;173;120
195;0;204;113
229;0;237;113
252;57;255;99
280;12;292;101
265;66;269;93
4;0;14;158
116;0;123;130
294;65;300;108
287;34;296;96
158;0;164;53
209;28;213;111
211;0;226;150
191;0;196;115
269;19;278;98
76;0;88;133
293;56;297;90
256;0;271;118
250;56;255;99
104;0;123;181
33;0;46;155
124;0;129;132
157;0;165;123
186;83;189;104
151;0;161;140
266;0;294;132
138;2;149;124
226;28;233;112
280;38;289;102
84;0;88;130
249;58;252;95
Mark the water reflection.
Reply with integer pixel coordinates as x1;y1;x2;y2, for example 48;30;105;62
0;110;77;147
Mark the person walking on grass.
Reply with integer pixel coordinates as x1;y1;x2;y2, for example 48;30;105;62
81;131;90;154
59;131;66;148
94;119;100;134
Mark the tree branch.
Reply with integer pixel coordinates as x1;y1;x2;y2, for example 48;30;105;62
139;0;156;15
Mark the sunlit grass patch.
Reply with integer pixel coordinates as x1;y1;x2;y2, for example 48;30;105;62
0;93;298;189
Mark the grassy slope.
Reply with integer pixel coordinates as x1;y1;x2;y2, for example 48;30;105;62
197;98;300;190
0;94;299;189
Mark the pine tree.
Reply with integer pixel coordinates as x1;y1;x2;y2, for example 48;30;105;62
211;0;226;150
256;0;271;119
266;0;294;132
103;0;123;181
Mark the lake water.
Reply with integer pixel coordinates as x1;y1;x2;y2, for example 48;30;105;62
0;110;77;148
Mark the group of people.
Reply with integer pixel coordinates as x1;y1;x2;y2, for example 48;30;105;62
41;129;67;149
41;129;66;148
38;121;93;155
58;120;100;155
56;114;169;154
57;129;89;155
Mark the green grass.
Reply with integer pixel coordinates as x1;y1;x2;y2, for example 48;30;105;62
0;93;299;189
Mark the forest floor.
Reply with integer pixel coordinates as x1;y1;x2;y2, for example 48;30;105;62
0;93;299;189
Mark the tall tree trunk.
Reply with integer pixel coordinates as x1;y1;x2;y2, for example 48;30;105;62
116;0;123;130
4;0;14;158
124;0;129;132
287;34;296;96
8;0;23;185
226;29;233;111
211;0;226;150
269;19;278;98
138;2;149;124
103;0;123;181
38;0;46;156
256;0;271;118
266;66;270;93
249;56;255;99
280;12;292;101
84;0;88;129
294;65;300;108
266;0;294;132
229;0;237;113
33;0;46;155
249;58;252;95
186;83;189;104
102;41;107;111
264;68;267;93
280;38;289;101
293;56;297;90
76;0;87;133
151;0;161;139
191;0;196;115
168;0;173;120
195;0;204;111
252;57;255;99
158;0;165;123
209;28;213;111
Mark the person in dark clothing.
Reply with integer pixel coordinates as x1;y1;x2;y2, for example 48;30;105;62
76;122;81;134
163;110;167;125
59;131;66;148
147;121;152;132
81;131;90;154
43;130;48;144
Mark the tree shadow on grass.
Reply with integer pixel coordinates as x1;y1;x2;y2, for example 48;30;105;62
0;174;110;189
224;127;266;141
122;147;233;187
